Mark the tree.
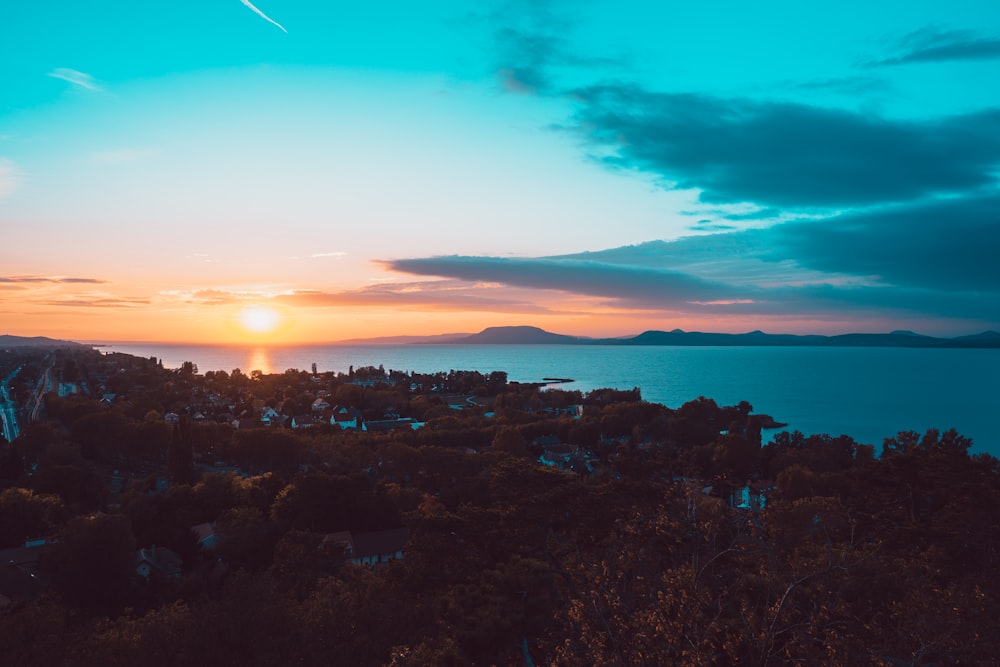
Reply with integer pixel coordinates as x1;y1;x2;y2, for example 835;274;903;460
492;426;528;457
0;487;66;547
43;513;137;615
168;418;196;485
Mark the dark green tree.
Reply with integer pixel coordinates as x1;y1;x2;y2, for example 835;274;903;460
43;513;136;615
168;417;196;485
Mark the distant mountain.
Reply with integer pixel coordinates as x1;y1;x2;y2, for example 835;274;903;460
612;330;828;346
411;326;1000;348
627;329;1000;348
952;330;1000;342
334;332;472;345
452;326;584;345
0;335;86;348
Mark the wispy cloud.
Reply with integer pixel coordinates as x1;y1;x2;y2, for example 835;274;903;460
160;288;282;305
239;0;287;33
868;27;1000;67
0;276;106;284
286;252;348;261
90;148;157;163
47;68;102;91
0;158;19;199
277;281;555;313
489;1;624;95
36;293;149;308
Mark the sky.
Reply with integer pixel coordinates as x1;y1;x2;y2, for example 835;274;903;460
2;0;999;343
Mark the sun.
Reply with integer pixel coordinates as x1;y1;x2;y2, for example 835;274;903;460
239;305;282;334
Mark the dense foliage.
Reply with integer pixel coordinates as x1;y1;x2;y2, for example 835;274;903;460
1;347;998;665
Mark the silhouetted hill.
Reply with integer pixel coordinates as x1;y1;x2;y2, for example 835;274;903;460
416;326;1000;348
615;330;829;346
335;332;472;345
453;326;584;345
335;326;1000;348
0;335;86;348
626;329;1000;348
953;330;1000;342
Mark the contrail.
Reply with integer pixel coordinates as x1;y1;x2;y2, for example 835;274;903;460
240;0;287;33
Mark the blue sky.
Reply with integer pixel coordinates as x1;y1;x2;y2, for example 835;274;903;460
2;0;999;341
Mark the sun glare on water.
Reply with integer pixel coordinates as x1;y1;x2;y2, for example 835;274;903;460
239;306;282;334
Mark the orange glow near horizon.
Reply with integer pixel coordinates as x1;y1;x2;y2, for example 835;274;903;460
2;299;958;344
0;277;974;344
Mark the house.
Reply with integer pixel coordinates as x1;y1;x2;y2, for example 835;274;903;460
330;406;363;430
191;522;219;552
545;405;584;418
291;414;317;429
320;530;354;558
733;481;775;513
539;444;598;475
135;546;183;579
320;528;408;566
260;406;281;426
311;397;331;413
539;444;576;467
365;418;417;433
350;528;408;565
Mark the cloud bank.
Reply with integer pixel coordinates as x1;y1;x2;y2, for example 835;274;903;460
380;194;1000;329
570;86;1000;209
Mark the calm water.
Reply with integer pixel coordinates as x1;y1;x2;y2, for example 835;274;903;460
100;343;1000;455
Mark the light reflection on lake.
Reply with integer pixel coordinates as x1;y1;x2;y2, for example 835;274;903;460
246;348;272;375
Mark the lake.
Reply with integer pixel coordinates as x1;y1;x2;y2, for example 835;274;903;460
99;343;1000;456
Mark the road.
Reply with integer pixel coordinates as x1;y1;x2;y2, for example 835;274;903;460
27;355;54;423
1;367;22;442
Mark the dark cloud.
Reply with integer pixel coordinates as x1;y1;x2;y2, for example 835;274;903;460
380;208;1000;327
571;85;1000;209
868;27;1000;67
382;255;734;308
691;220;739;232
764;194;1000;293
723;208;782;221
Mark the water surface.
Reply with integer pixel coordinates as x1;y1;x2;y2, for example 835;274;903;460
100;343;1000;455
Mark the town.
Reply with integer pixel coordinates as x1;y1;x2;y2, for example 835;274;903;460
1;342;997;666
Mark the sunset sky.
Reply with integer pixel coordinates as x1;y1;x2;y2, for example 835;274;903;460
3;0;999;343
